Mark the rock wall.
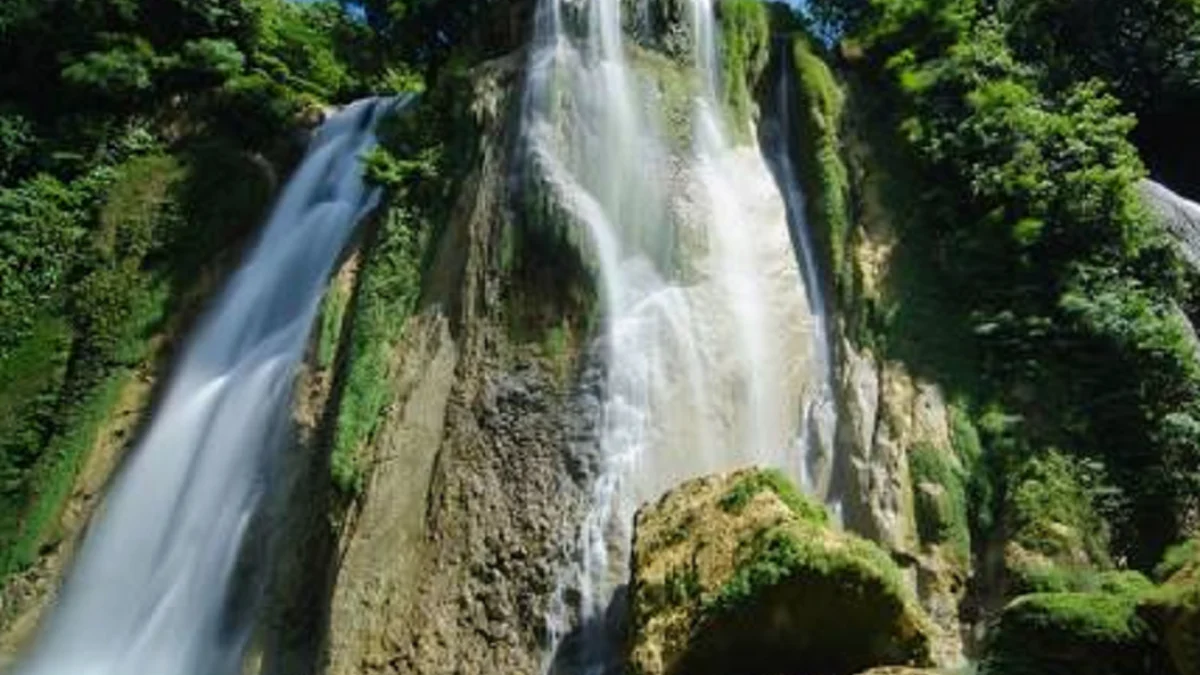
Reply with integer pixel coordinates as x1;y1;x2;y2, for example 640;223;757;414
255;53;601;675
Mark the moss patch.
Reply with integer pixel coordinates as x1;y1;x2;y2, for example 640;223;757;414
788;35;850;287
984;589;1163;675
716;0;770;141
718;467;829;525
908;442;970;563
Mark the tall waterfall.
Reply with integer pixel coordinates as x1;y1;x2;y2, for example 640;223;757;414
525;1;820;671
762;44;840;507
13;97;398;675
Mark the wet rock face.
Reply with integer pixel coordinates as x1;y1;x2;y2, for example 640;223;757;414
313;52;598;675
835;341;967;668
627;468;935;675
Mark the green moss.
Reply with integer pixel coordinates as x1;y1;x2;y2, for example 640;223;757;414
717;0;770;140
329;206;425;495
688;520;929;674
630;46;698;151
717;468;829;524
789;36;850;283
909;442;970;563
0;370;130;576
316;278;350;370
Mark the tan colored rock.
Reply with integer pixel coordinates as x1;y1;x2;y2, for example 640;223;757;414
628;468;934;675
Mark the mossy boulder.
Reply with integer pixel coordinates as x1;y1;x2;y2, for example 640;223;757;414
1139;539;1200;675
628;468;935;675
982;587;1169;675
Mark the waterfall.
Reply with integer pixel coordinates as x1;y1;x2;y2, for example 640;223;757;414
526;1;819;672
762;43;840;508
12;97;400;675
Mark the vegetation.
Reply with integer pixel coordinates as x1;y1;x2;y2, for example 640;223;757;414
816;0;1200;568
0;0;402;586
787;35;850;290
718;468;829;524
908;442;970;562
983;589;1162;675
327;71;471;495
716;0;770;138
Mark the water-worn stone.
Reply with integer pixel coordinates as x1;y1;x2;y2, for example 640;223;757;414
628;468;934;675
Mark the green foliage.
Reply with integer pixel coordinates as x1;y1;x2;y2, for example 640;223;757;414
1155;539;1200;583
997;0;1200;188
0;371;130;577
716;0;771;139
1008;451;1111;567
822;0;1200;565
718;469;830;525
909;442;970;562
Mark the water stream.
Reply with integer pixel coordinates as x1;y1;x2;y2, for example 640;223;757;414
526;1;829;672
13;97;399;675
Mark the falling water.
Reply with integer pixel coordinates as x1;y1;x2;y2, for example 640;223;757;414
526;1;818;672
762;44;840;506
13;97;400;675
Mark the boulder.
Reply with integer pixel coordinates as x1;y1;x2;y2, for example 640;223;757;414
984;589;1168;675
628;468;935;675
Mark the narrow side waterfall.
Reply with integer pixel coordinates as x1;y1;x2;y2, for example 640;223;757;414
526;1;820;672
14;97;398;675
762;44;840;508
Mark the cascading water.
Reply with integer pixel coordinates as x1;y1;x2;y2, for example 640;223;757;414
13;96;400;675
762;43;841;508
526;1;820;672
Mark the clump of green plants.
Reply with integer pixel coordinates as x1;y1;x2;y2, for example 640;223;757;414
718;468;829;524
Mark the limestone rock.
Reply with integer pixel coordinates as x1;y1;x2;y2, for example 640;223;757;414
628;468;934;675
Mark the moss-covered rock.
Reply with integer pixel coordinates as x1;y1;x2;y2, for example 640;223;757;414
628;468;935;675
1139;539;1200;675
982;587;1167;675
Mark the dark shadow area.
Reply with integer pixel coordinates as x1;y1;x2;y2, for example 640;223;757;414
545;583;630;675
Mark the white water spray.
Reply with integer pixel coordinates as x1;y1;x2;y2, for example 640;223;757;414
526;1;820;672
13;97;400;675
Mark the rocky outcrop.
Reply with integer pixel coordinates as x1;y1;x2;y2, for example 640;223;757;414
628;468;934;675
1140;180;1200;268
984;589;1168;675
254;52;601;675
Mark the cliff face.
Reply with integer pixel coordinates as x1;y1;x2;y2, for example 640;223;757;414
253;53;601;675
